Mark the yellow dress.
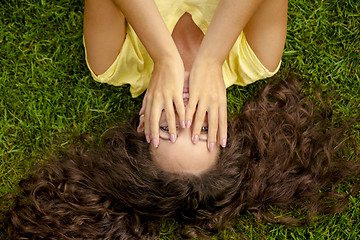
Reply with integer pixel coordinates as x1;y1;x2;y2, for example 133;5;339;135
84;0;281;97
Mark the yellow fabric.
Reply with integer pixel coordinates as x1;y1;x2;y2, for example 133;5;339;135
84;0;281;98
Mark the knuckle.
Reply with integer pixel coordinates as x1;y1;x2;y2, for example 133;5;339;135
193;129;201;136
165;107;175;118
144;128;150;136
163;92;172;100
209;115;218;126
176;102;185;113
177;107;185;117
209;94;219;103
152;92;163;101
169;127;176;134
207;129;217;141
150;117;158;126
186;102;195;112
187;107;196;116
209;136;217;143
185;111;194;120
166;116;175;126
192;123;201;135
194;113;204;124
188;96;198;106
166;112;175;120
210;127;218;137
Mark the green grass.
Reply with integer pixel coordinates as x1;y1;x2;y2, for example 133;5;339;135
0;0;359;239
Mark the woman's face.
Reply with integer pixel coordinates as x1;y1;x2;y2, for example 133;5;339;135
150;110;219;175
138;71;219;175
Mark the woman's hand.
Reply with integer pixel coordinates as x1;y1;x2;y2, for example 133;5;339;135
111;0;187;148
139;57;186;147
186;58;227;152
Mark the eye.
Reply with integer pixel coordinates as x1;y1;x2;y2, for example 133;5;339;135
160;125;180;132
201;126;208;133
160;126;169;132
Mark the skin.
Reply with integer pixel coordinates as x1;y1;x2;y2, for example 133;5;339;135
150;123;219;175
138;70;219;173
150;97;219;175
84;0;288;173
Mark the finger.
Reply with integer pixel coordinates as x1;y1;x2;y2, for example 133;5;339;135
185;95;198;129
191;102;207;145
218;100;227;148
207;106;219;152
137;114;145;133
149;103;163;148
174;95;186;129
139;94;147;115
144;96;152;144
164;101;177;143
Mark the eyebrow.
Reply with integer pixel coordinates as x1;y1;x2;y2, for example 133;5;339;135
159;135;207;142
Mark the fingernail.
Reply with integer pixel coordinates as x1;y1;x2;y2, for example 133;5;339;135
152;139;158;148
209;142;215;152
181;121;186;129
146;135;151;143
170;134;176;143
221;139;226;148
186;120;191;128
192;135;199;144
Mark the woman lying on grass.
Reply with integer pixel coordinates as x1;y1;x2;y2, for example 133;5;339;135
1;0;360;239
83;0;287;174
84;0;287;156
1;73;360;239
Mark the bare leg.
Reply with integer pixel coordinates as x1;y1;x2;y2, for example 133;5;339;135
83;0;126;75
244;0;288;72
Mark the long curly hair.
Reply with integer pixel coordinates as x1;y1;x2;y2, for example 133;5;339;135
1;74;360;239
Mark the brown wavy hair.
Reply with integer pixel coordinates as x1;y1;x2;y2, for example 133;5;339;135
1;73;360;239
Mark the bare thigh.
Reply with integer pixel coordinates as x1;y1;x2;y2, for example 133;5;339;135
244;0;288;72
83;0;126;75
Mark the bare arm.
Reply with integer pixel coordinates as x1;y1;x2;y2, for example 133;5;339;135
187;0;282;151
196;0;265;64
113;0;185;146
112;0;179;63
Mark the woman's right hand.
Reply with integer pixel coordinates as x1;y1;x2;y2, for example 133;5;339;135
108;0;186;147
139;57;186;147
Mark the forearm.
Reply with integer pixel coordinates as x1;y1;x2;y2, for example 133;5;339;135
196;0;265;64
113;0;180;63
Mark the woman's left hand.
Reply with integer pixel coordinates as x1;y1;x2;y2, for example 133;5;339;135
186;59;227;151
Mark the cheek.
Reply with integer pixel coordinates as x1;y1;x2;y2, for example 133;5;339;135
150;144;173;170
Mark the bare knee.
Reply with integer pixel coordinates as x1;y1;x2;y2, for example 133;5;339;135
84;0;126;75
244;0;288;72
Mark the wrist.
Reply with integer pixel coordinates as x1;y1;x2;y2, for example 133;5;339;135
193;53;223;68
151;44;182;63
154;53;184;70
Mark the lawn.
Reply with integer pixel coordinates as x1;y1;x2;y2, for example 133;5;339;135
1;0;359;239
